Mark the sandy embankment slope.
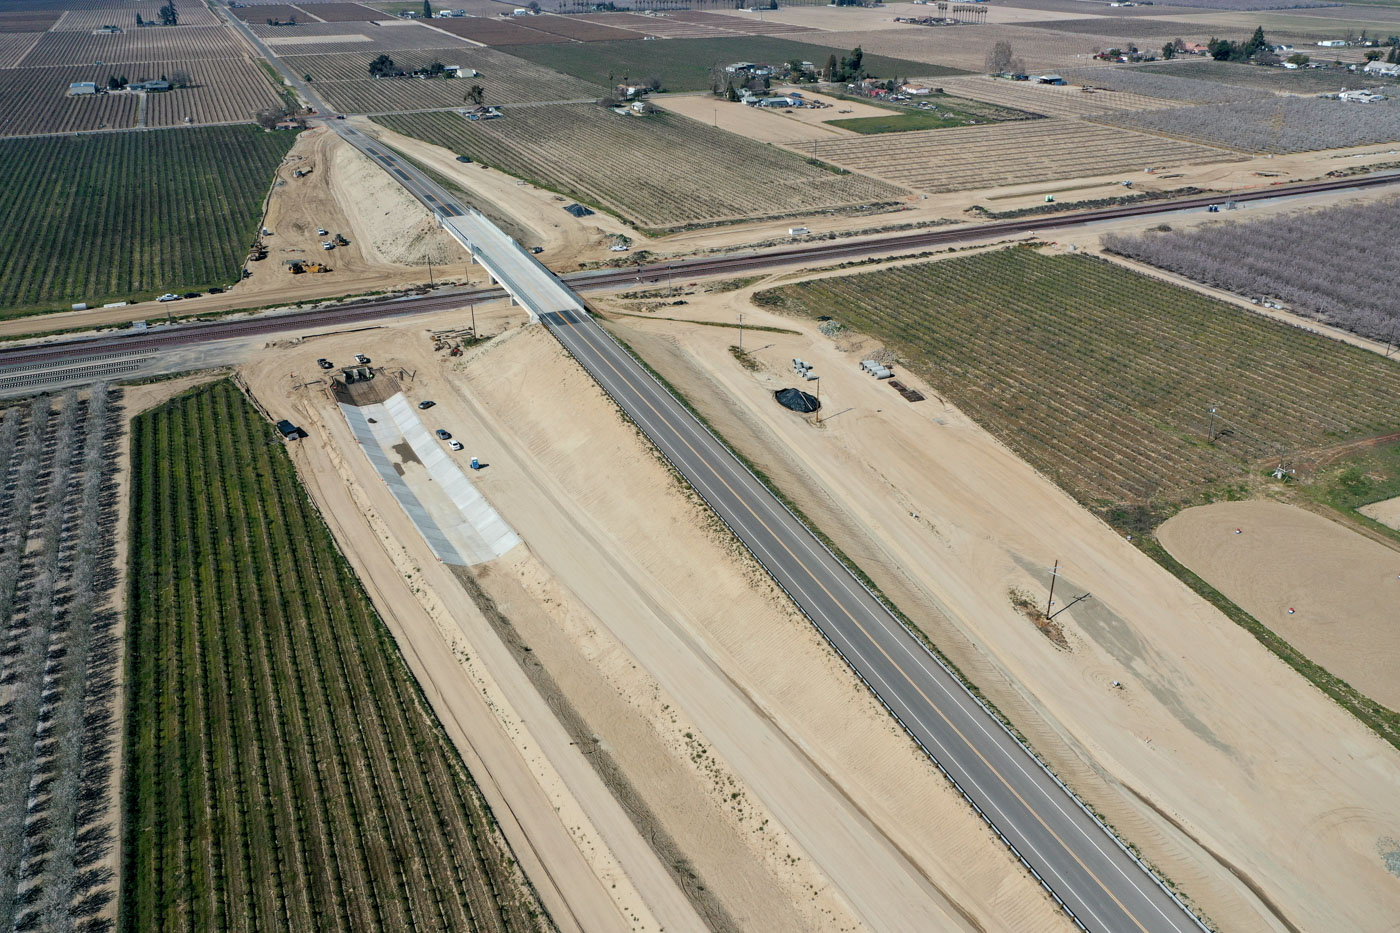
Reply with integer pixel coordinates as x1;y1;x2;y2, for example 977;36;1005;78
450;326;1073;933
601;283;1400;933
241;312;1075;933
1157;500;1400;711
240;317;683;933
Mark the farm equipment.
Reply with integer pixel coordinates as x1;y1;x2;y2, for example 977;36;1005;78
292;167;312;178
247;242;267;262
334;233;349;246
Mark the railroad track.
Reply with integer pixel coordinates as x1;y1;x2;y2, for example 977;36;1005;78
2;171;1397;373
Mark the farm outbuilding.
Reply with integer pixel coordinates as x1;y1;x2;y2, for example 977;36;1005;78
68;81;97;95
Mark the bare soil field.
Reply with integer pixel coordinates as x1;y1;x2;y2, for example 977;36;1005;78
233;3;317;24
293;2;383;22
808;24;1119;73
1158;501;1400;710
377;104;906;231
575;12;736;39
256;19;467;49
0;9;59;31
935;74;1180;116
1360;494;1400;530
17;24;244;66
600;278;1400;933
668;9;821;36
659;91;878;144
288;48;603;110
427;15;571;45
792;118;1234;193
513;13;640;41
1037;15;1228;35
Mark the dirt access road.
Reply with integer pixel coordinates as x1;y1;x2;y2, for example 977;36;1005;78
598;277;1400;933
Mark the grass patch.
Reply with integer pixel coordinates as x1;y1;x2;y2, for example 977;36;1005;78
825;93;1034;134
123;379;548;933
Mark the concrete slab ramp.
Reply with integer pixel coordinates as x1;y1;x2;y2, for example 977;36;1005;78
340;393;519;566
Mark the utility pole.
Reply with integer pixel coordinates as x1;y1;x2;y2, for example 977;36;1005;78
1386;320;1398;358
469;299;476;338
1046;559;1060;617
1206;405;1218;443
738;312;744;352
814;376;821;424
426;252;435;288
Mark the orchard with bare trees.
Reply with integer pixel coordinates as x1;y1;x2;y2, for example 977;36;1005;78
1104;198;1400;343
0;387;123;932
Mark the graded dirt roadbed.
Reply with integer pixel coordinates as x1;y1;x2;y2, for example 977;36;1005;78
541;305;1200;933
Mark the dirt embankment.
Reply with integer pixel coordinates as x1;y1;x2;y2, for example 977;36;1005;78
328;135;463;267
445;325;1072;933
237;308;1074;933
1157;500;1400;711
597;278;1400;933
355;120;628;270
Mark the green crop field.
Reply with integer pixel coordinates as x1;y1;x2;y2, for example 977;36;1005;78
378;104;905;231
755;248;1400;512
0;127;292;318
824;94;1036;134
123;381;550;933
505;36;961;93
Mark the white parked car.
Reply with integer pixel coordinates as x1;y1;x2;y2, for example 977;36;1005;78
609;244;629;252
157;293;179;302
316;227;328;235
321;241;335;250
448;440;464;451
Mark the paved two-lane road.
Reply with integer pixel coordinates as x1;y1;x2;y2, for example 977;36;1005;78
542;307;1204;933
